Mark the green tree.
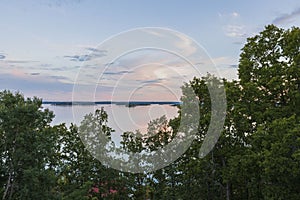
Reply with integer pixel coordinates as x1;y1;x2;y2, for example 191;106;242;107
143;25;300;199
236;24;300;199
239;25;300;121
0;91;58;200
57;108;130;200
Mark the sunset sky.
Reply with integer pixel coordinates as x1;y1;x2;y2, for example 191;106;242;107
1;0;300;101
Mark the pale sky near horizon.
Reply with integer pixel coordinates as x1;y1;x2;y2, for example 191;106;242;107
1;0;300;101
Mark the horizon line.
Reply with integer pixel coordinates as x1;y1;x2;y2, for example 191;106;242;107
42;101;182;106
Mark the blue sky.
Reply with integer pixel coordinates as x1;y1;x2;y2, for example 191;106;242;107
1;0;300;101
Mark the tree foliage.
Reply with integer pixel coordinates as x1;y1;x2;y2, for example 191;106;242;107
0;91;58;200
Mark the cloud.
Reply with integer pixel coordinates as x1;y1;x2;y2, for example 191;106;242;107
104;62;115;66
48;75;71;81
0;54;5;60
141;79;164;84
45;66;81;71
40;63;52;67
5;60;39;64
218;12;240;19
232;12;239;17
86;47;107;54
64;55;91;62
273;8;300;25
30;73;40;76
142;29;165;37
0;73;74;99
103;70;131;75
173;32;197;56
64;48;107;62
224;25;247;38
211;56;238;67
220;12;248;40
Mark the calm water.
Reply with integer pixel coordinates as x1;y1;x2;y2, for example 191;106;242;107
43;104;179;143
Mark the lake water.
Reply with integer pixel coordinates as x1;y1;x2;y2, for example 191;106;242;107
43;104;179;143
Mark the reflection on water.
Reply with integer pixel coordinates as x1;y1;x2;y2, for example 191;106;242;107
43;104;179;143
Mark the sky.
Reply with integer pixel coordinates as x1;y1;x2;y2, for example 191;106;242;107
1;0;300;101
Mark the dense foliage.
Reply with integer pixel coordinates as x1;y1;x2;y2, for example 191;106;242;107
1;25;299;199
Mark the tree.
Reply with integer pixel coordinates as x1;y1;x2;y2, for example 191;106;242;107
0;91;59;200
236;24;300;199
239;25;300;121
143;25;300;199
57;109;130;200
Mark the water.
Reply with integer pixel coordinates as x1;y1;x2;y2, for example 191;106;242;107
43;104;179;144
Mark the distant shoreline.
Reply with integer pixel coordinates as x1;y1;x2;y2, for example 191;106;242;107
42;101;182;107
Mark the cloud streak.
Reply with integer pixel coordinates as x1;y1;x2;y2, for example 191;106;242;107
64;48;107;62
0;73;73;98
5;60;39;64
273;8;300;25
224;25;247;38
30;73;40;76
141;79;164;84
103;70;131;75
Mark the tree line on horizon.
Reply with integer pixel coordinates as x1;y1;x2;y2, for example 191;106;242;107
0;24;300;199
